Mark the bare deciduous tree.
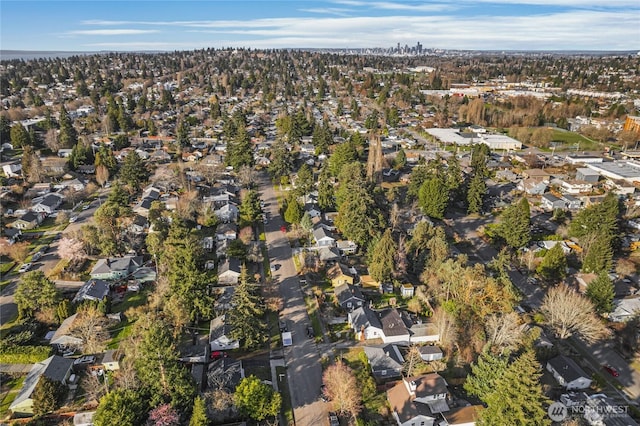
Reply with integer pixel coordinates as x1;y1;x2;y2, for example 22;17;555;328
485;312;523;354
70;305;111;353
432;307;458;354
0;241;31;264
322;360;362;421
96;165;110;188
80;371;108;403
541;285;609;343
55;211;70;225
236;164;258;188
403;345;425;377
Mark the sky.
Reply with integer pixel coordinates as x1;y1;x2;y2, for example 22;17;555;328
1;0;639;52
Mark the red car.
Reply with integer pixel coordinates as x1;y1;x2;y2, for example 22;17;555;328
211;351;227;360
603;365;619;377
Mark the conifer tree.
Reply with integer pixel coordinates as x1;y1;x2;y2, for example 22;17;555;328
536;243;567;283
498;198;531;249
585;271;614;314
227;266;267;349
418;177;449;219
369;229;397;282
467;173;485;214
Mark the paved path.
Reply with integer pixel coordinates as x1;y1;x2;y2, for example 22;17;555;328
259;173;328;426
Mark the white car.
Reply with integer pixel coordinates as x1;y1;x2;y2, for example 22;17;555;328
69;216;78;223
82;204;91;211
18;263;32;273
31;252;42;262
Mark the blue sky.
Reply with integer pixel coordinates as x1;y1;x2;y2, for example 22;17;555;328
1;1;639;52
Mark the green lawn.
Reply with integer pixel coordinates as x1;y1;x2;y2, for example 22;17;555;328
277;366;293;425
550;129;600;151
108;318;134;349
111;288;151;313
0;376;25;418
0;259;15;275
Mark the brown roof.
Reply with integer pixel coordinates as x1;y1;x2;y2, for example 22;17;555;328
442;405;483;425
406;373;448;398
387;380;433;424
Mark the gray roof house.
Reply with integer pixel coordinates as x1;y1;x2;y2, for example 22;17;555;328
334;283;366;311
10;355;74;416
49;313;83;349
379;308;411;344
419;346;443;362
209;315;240;351
546;355;592;390
218;257;242;285
349;306;384;341
90;256;144;280
363;344;405;381
609;296;640;322
313;227;336;247
72;279;110;303
32;193;64;214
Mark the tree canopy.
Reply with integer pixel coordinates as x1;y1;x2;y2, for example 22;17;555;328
15;271;59;320
233;375;282;421
497;198;531;249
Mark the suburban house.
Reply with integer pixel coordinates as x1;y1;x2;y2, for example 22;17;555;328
363;344;405;381
216;223;238;241
218;257;242;285
401;284;415;298
3;228;22;245
336;240;358;256
609;296;640;322
90;256;145;280
214;203;239;223
207;357;244;392
12;211;45;230
128;215;149;234
133;197;154;217
2;162;22;178
387;374;450;426
327;263;356;287
349;305;384;341
547;355;592;390
49;313;83;349
304;204;322;219
209;315;240;351
419;346;444;362
379;308;412;344
313;227;336;247
541;193;582;211
72;279;110;303
32;193;64;215
10;355;74;416
99;349;121;371
334;283;366;311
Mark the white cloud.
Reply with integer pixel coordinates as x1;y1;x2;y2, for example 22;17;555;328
334;0;640;8
66;29;159;36
299;7;354;16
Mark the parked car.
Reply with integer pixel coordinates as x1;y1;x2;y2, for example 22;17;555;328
69;216;78;223
210;351;227;360
31;252;42;262
18;263;32;273
74;355;96;365
82;204;91;211
279;320;288;332
307;326;314;338
603;365;619;377
329;412;339;426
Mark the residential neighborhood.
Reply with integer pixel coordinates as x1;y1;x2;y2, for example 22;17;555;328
0;44;640;426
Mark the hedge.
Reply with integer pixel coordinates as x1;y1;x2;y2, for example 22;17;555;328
0;345;52;364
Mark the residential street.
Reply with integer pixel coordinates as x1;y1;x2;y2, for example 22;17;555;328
447;211;640;403
259;173;328;425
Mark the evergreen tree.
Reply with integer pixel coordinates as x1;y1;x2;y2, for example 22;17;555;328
393;148;407;170
32;376;66;416
58;105;77;148
163;219;214;322
227;266;267;349
189;396;209;426
582;233;614;273
498;198;531;249
418;177;449;220
239;189;262;225
176;120;190;148
268;139;294;180
134;317;196;410
295;163;314;199
369;229;397;282
480;351;550;426
464;351;509;403
234;375;282;422
284;197;304;224
467;173;486;214
407;164;429;200
0;115;10;142
569;193;619;240
328;140;358;176
317;163;335;211
15;271;59;319
536;244;567;283
94;389;147;426
10;122;29;148
585;271;614;314
118;150;149;192
226;125;254;169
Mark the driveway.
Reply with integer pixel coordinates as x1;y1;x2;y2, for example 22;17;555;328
259;173;328;426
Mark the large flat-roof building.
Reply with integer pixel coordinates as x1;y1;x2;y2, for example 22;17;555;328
425;128;522;150
586;160;640;184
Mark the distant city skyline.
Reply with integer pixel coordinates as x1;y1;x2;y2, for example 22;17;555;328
1;1;639;53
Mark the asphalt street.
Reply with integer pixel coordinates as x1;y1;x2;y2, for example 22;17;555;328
259;174;328;426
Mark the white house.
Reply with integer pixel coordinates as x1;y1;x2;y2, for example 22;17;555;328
2;163;22;177
546;356;592;390
209;315;240;351
387;374;450;426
